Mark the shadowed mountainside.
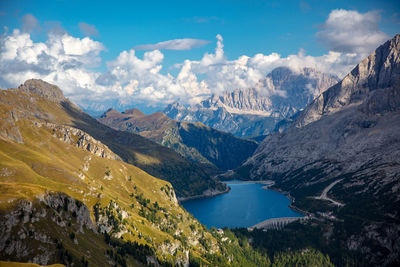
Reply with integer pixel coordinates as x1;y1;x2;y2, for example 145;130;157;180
98;108;258;171
238;34;400;266
0;79;336;267
0;79;226;198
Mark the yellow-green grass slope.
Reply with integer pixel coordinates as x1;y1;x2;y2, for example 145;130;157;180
0;83;246;266
0;80;335;266
0;79;225;199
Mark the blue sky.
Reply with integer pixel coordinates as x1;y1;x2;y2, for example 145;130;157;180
0;0;399;113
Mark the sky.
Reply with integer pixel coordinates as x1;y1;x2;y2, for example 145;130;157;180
0;0;399;114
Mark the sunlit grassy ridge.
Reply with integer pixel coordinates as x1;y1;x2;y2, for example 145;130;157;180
0;85;226;265
0;80;335;266
0;82;225;198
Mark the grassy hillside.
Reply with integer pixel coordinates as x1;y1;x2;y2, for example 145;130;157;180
98;108;258;171
0;80;334;266
0;80;225;198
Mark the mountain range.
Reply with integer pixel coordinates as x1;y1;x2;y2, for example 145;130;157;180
98;108;258;171
164;67;339;137
1;29;399;266
0;80;335;267
237;34;400;265
0;79;226;199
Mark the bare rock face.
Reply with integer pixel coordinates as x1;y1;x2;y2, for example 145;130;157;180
34;121;122;161
240;34;400;265
0;110;23;144
245;34;400;180
17;79;67;103
297;34;400;127
0;193;95;265
164;67;338;137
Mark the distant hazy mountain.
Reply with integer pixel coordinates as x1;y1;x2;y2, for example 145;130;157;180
164;67;339;137
238;34;400;265
99;108;258;171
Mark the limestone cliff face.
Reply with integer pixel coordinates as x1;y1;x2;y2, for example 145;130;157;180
34;121;122;161
297;34;400;127
245;34;400;178
240;34;400;265
207;67;338;116
0;193;95;265
164;67;338;137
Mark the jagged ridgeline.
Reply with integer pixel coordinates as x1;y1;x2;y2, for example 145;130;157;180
238;34;400;265
0;80;334;266
0;79;226;199
164;67;339;137
98;108;258;172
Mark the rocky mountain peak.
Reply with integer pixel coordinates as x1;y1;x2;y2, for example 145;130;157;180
100;108;120;118
268;66;293;80
239;35;400;265
199;67;339;116
123;108;145;116
17;79;67;103
297;34;400;127
164;67;339;137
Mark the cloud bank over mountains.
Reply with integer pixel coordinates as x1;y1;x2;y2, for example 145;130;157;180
0;9;390;111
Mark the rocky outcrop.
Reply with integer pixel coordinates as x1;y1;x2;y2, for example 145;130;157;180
1;78;225;198
245;35;400;178
164;67;338;137
297;35;400;127
34;121;121;161
0;193;95;265
17;79;67;103
0;110;23;144
240;34;400;265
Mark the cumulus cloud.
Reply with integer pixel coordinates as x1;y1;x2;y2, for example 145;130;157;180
0;29;104;96
0;10;389;113
78;22;99;37
316;9;388;55
135;38;210;50
21;14;40;33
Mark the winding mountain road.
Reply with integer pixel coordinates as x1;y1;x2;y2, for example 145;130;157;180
315;179;344;206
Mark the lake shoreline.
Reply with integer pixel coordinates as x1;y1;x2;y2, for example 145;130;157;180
267;186;311;217
222;180;275;186
245;185;310;229
178;180;274;203
178;186;231;203
181;179;306;229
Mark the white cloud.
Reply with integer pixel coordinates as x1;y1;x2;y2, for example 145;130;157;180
0;29;104;97
135;38;210;50
316;9;388;55
0;11;389;113
21;14;40;33
78;22;99;37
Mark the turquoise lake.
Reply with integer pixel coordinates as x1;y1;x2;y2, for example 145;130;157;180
182;182;302;228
